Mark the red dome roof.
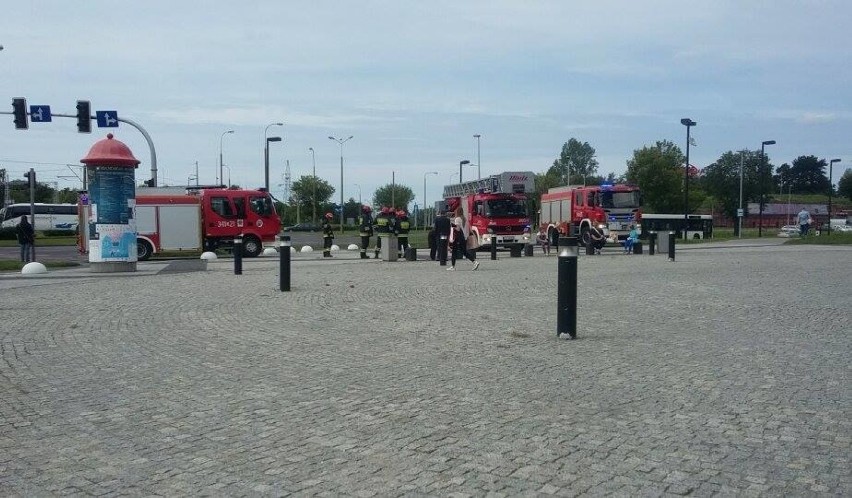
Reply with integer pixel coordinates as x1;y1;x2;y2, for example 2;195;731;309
80;133;140;167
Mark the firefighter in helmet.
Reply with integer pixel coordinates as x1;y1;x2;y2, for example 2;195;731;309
374;206;390;258
396;209;410;258
321;212;334;257
357;204;374;259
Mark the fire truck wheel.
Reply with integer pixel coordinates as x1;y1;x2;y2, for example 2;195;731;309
580;226;591;247
242;235;262;258
136;239;153;261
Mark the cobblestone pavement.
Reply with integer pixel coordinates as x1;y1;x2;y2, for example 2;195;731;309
1;243;850;496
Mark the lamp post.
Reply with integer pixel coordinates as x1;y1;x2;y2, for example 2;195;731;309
459;160;471;183
353;184;362;205
219;130;234;185
264;123;283;192
222;165;231;187
474;134;481;179
680;118;696;239
828;158;840;235
738;151;744;238
308;147;317;224
423;171;438;229
329;135;353;233
758;140;776;237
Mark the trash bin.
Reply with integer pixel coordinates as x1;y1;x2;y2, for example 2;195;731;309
656;231;671;256
379;235;398;261
524;244;534;256
405;247;417;261
633;241;643;255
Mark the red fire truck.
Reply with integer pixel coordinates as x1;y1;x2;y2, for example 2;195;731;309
539;183;641;246
443;171;535;254
133;186;281;260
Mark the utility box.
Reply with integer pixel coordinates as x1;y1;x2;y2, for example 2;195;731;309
380;234;398;261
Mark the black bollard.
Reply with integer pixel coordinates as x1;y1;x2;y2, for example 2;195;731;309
556;243;578;339
234;236;243;275
667;231;675;262
439;235;448;266
279;235;291;292
648;231;656;256
490;233;498;260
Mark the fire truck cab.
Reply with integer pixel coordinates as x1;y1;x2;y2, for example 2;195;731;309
443;171;534;253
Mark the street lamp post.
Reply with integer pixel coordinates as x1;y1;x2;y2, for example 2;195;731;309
353;184;362;205
758;140;776;237
680;118;696;239
423;171;438;229
219;130;234;186
264;123;283;192
308;147;317;224
459;160;471;183
222;165;231;187
474;134;481;179
828;158;841;235
738;152;744;238
329;135;353;234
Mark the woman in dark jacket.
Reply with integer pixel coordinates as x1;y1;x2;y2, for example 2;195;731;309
16;215;35;262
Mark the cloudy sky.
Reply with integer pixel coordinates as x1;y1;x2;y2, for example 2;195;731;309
1;0;850;207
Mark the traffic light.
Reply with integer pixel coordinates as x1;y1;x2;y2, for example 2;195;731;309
12;98;28;129
76;100;91;133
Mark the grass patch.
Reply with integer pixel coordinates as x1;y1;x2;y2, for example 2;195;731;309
0;236;76;247
0;260;81;272
785;231;852;245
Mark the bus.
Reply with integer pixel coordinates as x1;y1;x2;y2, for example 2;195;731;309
639;213;713;240
0;203;79;231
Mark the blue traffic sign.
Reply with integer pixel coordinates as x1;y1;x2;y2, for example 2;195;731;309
96;111;119;128
29;105;52;122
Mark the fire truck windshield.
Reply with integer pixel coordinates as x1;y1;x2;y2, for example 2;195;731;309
485;199;527;217
251;196;274;216
601;190;641;209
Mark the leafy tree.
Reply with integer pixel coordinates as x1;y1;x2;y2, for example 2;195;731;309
373;184;414;210
700;150;764;221
8;180;56;203
837;168;852;201
788;155;830;194
625;140;684;213
290;175;335;222
549;138;599;185
773;163;792;194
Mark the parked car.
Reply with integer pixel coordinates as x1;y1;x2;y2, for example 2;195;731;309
283;222;320;232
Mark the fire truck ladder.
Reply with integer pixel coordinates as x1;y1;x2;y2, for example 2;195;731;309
443;177;499;198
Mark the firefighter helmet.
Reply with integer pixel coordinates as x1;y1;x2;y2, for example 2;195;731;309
380;206;390;214
325;212;333;219
396;210;406;217
362;204;372;213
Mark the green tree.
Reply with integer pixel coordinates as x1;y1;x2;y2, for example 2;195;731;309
789;155;830;194
549;138;599;186
8;180;55;203
373;184;414;210
290;175;335;223
625;140;684;213
837;168;852;201
700;150;764;221
773;163;792;194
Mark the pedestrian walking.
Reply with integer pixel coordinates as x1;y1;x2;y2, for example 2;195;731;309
321;213;334;257
448;207;478;271
16;215;34;263
433;209;451;264
797;207;812;236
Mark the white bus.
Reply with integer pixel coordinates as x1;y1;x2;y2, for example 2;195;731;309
0;203;79;231
639;213;713;240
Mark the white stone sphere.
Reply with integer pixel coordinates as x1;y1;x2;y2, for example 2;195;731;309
200;251;218;261
347;243;360;251
21;262;48;275
300;246;314;253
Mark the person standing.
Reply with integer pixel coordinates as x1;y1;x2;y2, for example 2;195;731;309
448;207;479;271
797;207;811;236
358;205;374;259
396;209;410;258
433;209;451;265
321;212;334;257
374;207;390;258
16;215;34;263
